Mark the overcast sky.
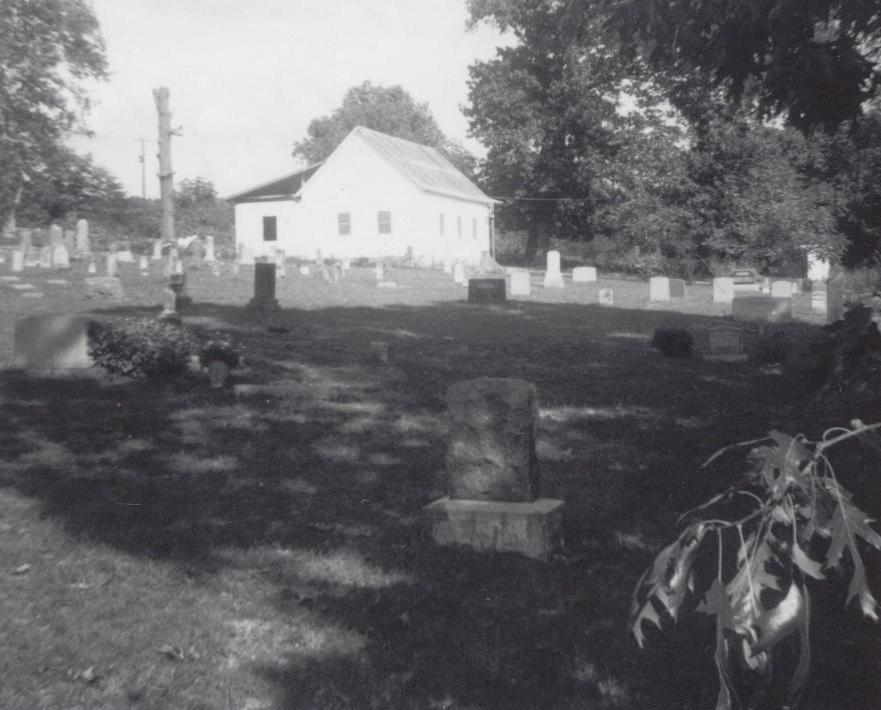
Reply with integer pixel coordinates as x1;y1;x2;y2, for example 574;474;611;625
69;0;505;199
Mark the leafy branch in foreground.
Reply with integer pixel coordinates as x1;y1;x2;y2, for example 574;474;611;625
631;421;881;709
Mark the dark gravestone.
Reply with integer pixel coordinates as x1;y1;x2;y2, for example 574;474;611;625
669;278;686;299
468;278;506;304
248;261;279;311
446;378;540;502
826;264;846;324
732;296;792;322
169;273;192;308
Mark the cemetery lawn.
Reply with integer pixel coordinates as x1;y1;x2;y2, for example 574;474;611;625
0;262;878;710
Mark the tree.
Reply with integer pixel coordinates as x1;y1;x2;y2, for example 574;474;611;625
603;0;881;132
0;0;107;230
292;81;476;178
175;177;218;209
467;1;637;260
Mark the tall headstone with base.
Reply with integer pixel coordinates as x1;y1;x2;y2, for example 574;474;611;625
52;244;70;270
374;262;384;281
158;286;181;323
19;229;32;255
204;235;216;262
11;250;24;273
424;378;564;560
106;253;118;277
543;250;564;289
63;229;75;254
151;238;162;260
75;219;90;256
49;224;63;248
169;272;191;308
248;261;280;311
139;255;149;273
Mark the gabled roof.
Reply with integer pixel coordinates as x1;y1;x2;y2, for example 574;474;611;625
226;163;322;203
227;127;493;206
350;126;493;204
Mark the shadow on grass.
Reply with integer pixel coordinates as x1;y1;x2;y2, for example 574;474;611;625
0;298;876;709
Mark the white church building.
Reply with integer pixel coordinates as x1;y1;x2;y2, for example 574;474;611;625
228;126;496;265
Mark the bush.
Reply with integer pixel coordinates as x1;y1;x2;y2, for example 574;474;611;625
87;318;198;378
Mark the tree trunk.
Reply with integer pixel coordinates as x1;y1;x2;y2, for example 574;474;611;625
2;183;23;239
524;213;552;264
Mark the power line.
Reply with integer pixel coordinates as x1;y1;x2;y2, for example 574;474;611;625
489;194;591;202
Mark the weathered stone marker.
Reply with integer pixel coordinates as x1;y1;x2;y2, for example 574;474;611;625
704;326;748;362
75;219;90;256
11;250;24;273
425;378;564;560
151;238;162;260
13;315;93;370
669;278;686;299
598;287;614;306
85;276;124;302
248;261;279;311
543;250;564;288
508;270;531;297
453;262;466;285
649;276;670;302
712;277;735;303
468;278;506;304
572;266;597;283
169;272;192;308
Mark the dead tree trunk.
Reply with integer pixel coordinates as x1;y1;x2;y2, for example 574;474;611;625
153;87;175;244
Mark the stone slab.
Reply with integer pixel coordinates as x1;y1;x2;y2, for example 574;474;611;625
468;278;506;304
85;276;124;301
669;278;686;299
713;277;735;303
572;266;597;283
649;276;670;302
598;287;614;305
731;296;792;322
425;496;564;561
13;315;93;369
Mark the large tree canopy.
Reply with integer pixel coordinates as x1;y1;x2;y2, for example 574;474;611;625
0;0;107;226
466;0;637;258
603;0;881;132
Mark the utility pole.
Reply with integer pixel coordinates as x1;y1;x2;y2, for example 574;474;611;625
139;138;146;200
153;87;175;244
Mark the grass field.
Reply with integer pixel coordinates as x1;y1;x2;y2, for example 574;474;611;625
0;257;878;709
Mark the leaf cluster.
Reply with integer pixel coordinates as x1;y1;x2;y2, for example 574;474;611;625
631;423;881;709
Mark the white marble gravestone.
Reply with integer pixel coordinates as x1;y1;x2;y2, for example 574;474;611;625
649;276;671;302
508;270;531;297
543;250;564;288
572;266;597;283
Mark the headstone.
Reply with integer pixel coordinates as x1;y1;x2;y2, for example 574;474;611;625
151;238;162;260
169;272;192;308
669;278;686;299
446;378;540;502
543;250;564;288
328;262;341;283
75;219;90;255
11;250;23;273
342;258;351;272
298;264;310;276
425;377;564;560
85;276;124;302
19;229;32;253
211;262;221;277
52;244;70;270
704;326;748;363
770;280;794;298
733;269;760;293
572;266;597;283
87;260;97;275
158;286;180;322
116;247;135;263
106;253;118;277
826;264;846;323
39;245;53;269
810;283;828;315
189;238;204;267
374;262;384;281
598;287;614;306
248;261;280;311
63;229;75;254
731;296;792;322
508;270;531;297
468;278;507;304
49;223;63;248
649;276;670;301
239;245;255;266
204;235;216;262
173;259;184;275
13;315;93;370
24;247;40;268
712;277;735;303
453;263;466;285
139;255;149;272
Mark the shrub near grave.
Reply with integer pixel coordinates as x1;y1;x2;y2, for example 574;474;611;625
87;318;197;378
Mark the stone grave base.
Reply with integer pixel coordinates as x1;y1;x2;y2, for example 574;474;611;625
424;496;563;561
